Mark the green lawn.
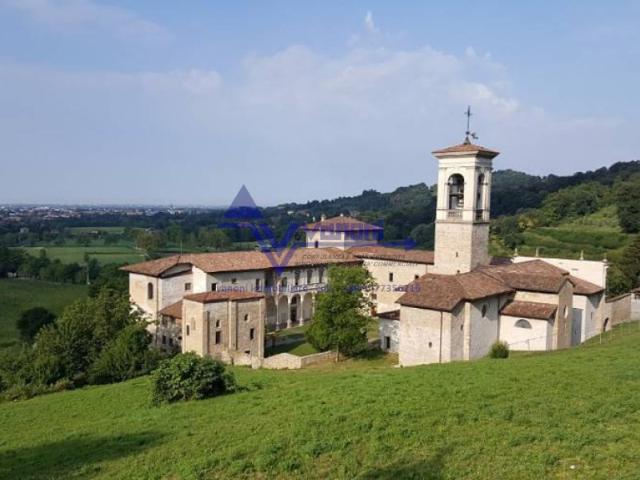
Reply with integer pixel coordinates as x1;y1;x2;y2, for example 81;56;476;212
1;324;639;479
22;246;146;265
0;279;88;348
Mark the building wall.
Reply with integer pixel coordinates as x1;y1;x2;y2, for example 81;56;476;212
306;230;380;250
129;273;159;317
158;271;192;310
181;298;265;363
379;319;399;353
433;222;490;274
499;315;552;351
573;294;602;342
632;293;640;321
465;297;501;360
362;258;429;313
398;306;451;366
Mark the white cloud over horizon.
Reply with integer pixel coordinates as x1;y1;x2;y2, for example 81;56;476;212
0;27;634;206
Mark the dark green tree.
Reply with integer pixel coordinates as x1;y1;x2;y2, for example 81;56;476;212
306;265;374;358
16;307;56;343
615;177;640;233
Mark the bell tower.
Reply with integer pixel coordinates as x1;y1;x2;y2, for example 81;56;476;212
431;127;499;274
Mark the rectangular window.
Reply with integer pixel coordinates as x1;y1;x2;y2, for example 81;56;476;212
169;337;174;346
389;272;394;282
215;331;221;344
162;335;167;345
414;274;419;280
319;268;324;283
231;278;237;284
186;325;190;336
294;271;300;286
211;283;217;291
281;277;288;287
385;336;391;350
255;278;261;291
307;270;313;284
185;282;192;291
250;328;255;340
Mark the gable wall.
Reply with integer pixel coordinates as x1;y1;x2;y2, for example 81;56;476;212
362;258;429;313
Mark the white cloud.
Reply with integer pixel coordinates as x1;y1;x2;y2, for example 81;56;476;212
0;0;167;40
0;40;633;205
364;11;378;34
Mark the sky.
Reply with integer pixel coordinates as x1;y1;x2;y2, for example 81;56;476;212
0;1;639;206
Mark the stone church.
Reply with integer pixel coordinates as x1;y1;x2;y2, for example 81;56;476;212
122;136;609;367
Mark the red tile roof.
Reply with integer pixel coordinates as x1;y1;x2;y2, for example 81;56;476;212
159;300;183;319
432;141;499;159
479;260;570;294
568;275;605;295
348;246;434;265
304;216;382;232
184;291;264;304
500;300;557;320
121;248;361;277
398;271;513;311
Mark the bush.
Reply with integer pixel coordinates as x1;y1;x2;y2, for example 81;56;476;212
151;353;236;405
89;324;162;385
16;307;56;343
489;341;510;359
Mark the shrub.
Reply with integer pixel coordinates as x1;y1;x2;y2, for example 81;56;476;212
489;341;510;359
151;353;236;405
89;324;162;385
16;307;56;343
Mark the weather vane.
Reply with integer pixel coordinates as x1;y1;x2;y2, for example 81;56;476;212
464;105;478;144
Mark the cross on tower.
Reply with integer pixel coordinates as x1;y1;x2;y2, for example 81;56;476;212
464;105;478;144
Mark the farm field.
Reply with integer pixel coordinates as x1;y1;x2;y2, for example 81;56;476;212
22;245;147;265
1;323;639;479
0;279;87;348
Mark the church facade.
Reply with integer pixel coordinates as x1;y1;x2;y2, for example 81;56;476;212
122;137;608;367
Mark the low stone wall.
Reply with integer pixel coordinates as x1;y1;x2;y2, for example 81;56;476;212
260;351;336;370
605;294;633;328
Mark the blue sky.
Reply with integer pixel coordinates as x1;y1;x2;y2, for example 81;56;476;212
0;1;639;206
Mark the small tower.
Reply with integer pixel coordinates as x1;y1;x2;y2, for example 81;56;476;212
430;133;499;274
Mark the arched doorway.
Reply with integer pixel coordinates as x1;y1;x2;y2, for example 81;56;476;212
277;296;289;328
290;295;301;325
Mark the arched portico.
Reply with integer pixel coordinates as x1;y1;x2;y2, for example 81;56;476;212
302;292;313;323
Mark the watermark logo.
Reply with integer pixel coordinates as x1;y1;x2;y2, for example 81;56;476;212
220;186;417;272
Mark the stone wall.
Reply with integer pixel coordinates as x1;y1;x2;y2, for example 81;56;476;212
379;318;399;352
261;351;337;369
399;306;450;366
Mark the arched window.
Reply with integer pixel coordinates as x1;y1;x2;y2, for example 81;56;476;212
515;319;532;329
244;314;250;322
147;282;154;300
448;174;465;210
476;173;485;210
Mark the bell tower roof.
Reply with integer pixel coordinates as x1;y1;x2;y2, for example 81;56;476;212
432;141;499;159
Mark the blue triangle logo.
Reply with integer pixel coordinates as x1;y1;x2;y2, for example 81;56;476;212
224;185;263;219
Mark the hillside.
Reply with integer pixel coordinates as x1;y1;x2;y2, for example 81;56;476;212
1;324;639;479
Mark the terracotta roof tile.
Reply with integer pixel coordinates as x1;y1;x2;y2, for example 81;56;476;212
348;246;434;265
304;216;382;232
184;291;264;304
398;271;513;311
479;260;570;293
500;300;557;320
568;275;605;295
120;248;361;277
159;300;183;319
432;141;499;159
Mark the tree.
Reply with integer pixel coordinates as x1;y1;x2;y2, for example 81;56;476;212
410;223;435;249
615;176;640;233
619;235;640;290
306;265;374;358
151;353;236;404
89;324;161;384
16;307;56;343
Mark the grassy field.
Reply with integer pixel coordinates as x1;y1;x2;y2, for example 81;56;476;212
22;246;146;265
1;323;639;479
0;279;88;348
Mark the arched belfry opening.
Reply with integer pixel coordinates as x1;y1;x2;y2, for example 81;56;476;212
476;173;485;210
448;174;465;210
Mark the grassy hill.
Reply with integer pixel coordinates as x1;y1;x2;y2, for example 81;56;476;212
1;324;639;479
0;279;87;349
